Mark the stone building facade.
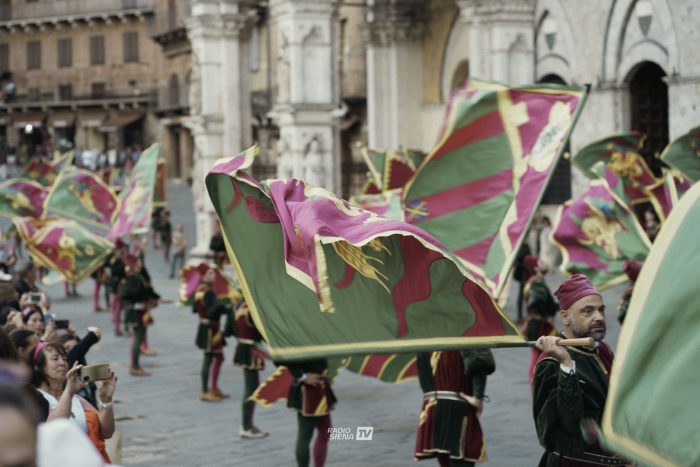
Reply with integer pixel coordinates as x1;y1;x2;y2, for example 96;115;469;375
0;0;162;160
185;0;700;252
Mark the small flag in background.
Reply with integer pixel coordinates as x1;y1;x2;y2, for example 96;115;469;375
108;143;159;240
0;180;48;219
551;180;651;289
660;124;700;183
44;167;119;229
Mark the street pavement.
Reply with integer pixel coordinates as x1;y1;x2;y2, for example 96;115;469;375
39;181;626;467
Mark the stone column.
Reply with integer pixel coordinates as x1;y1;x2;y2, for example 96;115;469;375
456;0;536;84
364;0;425;150
269;0;339;193
185;0;255;255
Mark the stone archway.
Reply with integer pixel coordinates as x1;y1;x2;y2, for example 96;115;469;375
534;1;576;84
602;0;679;83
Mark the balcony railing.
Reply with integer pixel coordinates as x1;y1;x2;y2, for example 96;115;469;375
0;0;155;23
2;90;154;109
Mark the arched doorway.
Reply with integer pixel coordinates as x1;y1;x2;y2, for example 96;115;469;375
538;73;571;204
628;61;668;176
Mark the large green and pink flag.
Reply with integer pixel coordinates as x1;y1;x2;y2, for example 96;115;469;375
600;180;700;467
19;218;114;284
551;180;651;289
402;79;587;296
206;147;522;360
108;143;159;240
44;167;119;229
660;125;700;183
573;132;658;204
0;179;48;219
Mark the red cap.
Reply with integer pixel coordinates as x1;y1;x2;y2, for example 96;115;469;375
195;262;215;275
623;261;642;283
123;254;139;273
554;274;601;310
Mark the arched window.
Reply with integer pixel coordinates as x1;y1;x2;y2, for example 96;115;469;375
538;74;571;204
169;73;179;108
628;61;668;176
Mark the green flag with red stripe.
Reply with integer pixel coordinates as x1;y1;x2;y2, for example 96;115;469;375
402;79;587;296
660;124;700;183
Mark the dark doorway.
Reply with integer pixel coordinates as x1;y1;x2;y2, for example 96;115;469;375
628;61;668;176
538;73;571;204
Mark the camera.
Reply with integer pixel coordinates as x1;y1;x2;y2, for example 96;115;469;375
79;364;111;383
29;292;42;303
54;319;70;329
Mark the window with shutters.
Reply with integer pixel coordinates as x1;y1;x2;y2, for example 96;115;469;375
0;43;8;73
58;84;72;101
123;32;139;63
28;87;40;101
57;39;72;68
27;41;41;70
90;36;105;65
91;82;107;98
0;0;10;21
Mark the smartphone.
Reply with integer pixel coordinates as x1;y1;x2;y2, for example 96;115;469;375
54;319;70;330
79;364;111;383
29;292;42;303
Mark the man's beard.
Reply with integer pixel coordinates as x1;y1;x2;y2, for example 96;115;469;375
569;320;606;341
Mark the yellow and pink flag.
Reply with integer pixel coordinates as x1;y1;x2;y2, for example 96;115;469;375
0;180;48;219
44;167;119;229
108;143;159;240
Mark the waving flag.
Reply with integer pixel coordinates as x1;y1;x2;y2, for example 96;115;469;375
108;143;159;240
206;147;522;360
601;181;700;467
21;158;59;187
335;353;417;384
361;147;388;190
551;180;651;289
178;261;240;306
44;168;119;229
660;125;700;183
251;354;416;408
573;132;658;203
0;180;48;219
402;79;587;296
22;219;114;284
51;150;74;173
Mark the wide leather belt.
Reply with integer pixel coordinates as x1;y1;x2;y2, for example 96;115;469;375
423;391;465;403
553;451;628;465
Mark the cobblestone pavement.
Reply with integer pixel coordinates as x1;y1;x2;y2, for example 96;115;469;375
40;181;625;467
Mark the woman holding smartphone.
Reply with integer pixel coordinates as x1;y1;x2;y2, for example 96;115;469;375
29;341;117;462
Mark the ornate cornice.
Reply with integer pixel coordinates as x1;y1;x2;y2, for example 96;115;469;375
457;0;535;25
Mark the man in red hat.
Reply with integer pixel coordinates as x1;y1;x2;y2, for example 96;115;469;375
531;274;626;466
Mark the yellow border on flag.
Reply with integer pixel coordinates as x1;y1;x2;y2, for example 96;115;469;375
601;180;700;467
